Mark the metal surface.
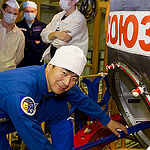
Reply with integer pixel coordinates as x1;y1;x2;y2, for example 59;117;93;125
108;63;150;148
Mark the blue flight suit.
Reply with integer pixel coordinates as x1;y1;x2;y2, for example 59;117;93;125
16;18;49;66
0;65;111;150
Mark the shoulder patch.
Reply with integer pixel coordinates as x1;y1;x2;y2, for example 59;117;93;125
20;97;36;116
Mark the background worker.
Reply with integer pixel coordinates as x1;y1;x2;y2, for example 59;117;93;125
0;45;128;150
40;0;88;61
16;1;49;67
0;0;25;72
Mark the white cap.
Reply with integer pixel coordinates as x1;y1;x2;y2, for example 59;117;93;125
5;0;20;9
49;45;87;76
76;0;79;3
23;1;37;9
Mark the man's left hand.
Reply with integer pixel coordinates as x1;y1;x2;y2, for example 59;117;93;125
106;120;128;137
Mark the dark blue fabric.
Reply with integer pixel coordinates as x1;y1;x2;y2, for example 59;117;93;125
50;119;75;150
16;18;49;66
82;76;102;103
0;135;11;150
82;76;110;112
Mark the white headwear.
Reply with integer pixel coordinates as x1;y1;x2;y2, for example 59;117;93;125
76;0;79;3
23;1;37;9
49;45;87;76
5;0;20;9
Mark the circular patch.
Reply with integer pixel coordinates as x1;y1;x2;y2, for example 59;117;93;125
21;97;36;116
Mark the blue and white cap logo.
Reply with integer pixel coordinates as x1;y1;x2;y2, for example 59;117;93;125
21;97;36;116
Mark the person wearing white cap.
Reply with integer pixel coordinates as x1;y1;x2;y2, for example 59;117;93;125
0;0;25;72
0;45;127;150
40;0;88;61
16;1;49;67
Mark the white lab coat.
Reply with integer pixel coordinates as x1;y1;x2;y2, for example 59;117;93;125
40;7;88;60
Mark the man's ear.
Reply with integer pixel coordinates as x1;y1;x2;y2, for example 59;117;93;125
47;64;54;71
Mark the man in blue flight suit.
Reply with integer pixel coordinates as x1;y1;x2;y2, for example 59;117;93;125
16;1;49;67
0;45;128;150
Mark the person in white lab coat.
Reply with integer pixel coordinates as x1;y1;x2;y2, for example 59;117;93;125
40;0;88;60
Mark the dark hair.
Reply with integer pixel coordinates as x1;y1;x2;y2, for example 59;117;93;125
48;64;79;77
2;3;8;10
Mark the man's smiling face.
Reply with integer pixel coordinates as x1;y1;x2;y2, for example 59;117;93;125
46;64;79;94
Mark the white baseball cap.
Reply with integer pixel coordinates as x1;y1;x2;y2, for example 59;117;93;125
49;45;87;76
23;1;37;9
5;0;20;9
76;0;79;3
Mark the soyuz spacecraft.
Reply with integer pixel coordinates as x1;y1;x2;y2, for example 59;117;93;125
106;0;150;147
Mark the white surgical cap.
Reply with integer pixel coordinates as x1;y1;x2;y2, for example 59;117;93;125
5;0;20;9
49;45;87;76
23;1;37;9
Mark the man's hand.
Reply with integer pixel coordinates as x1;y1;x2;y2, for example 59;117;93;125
54;30;72;42
48;30;72;42
35;40;40;44
106;120;128;137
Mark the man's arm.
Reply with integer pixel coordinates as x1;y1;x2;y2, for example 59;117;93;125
48;30;72;42
16;33;25;66
41;23;72;45
50;19;87;47
40;15;59;44
67;85;128;137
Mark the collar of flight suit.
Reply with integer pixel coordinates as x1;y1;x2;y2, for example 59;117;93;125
37;64;56;97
